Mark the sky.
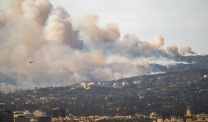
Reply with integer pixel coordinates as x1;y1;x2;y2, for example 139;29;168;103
49;0;208;54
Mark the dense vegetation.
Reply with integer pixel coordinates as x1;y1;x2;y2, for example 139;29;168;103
0;67;208;118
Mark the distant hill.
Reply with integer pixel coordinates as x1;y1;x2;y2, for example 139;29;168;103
0;65;207;117
149;55;208;73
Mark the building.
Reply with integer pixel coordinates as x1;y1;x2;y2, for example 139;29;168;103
30;118;38;122
53;107;65;117
196;113;208;122
197;117;204;122
13;110;34;118
170;116;177;122
0;110;14;122
157;116;163;122
122;82;129;86
33;110;46;117
88;82;95;88
150;112;159;119
196;113;208;118
186;117;192;122
185;106;192;117
164;118;171;122
13;111;24;117
23;110;34;119
177;117;184;122
101;83;111;87
80;82;87;89
14;115;30;122
112;82;129;89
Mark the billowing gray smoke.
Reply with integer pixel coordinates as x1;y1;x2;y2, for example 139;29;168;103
0;0;196;93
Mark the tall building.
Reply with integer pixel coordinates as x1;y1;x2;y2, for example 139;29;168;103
186;106;191;117
0;110;14;122
53;107;65;117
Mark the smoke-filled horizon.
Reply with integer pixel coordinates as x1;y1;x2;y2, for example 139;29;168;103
0;0;196;93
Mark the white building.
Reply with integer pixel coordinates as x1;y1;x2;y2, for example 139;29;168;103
157;117;163;122
101;83;111;87
186;118;192;122
40;97;47;102
80;82;87;89
112;82;123;89
33;110;46;117
23;110;34;119
150;112;159;119
80;82;96;89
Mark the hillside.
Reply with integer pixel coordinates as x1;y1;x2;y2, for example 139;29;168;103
0;67;208;117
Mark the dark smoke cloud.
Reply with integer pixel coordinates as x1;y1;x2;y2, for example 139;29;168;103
0;0;196;93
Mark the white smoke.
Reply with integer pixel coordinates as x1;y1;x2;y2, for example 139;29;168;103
0;0;196;93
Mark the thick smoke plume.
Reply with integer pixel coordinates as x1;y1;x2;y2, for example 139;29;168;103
0;0;196;93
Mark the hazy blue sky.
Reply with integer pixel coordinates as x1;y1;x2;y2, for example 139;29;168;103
49;0;208;54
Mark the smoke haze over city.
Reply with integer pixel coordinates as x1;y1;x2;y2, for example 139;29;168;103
0;0;205;93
